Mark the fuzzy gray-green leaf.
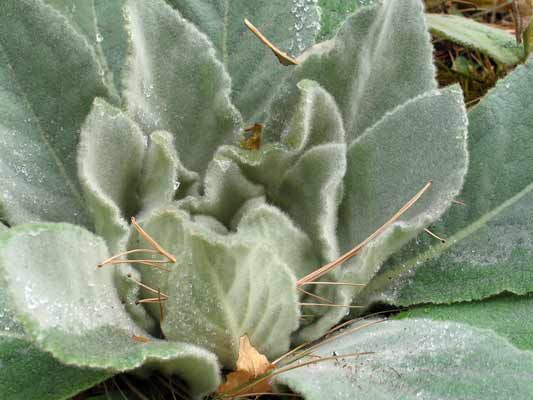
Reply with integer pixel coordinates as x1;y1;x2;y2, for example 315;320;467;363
78;98;145;251
163;232;299;368
296;87;469;343
131;205;304;367
222;80;346;263
43;0;119;101
166;0;320;122
138;131;180;215
401;293;533;351
45;0;130;97
365;59;533;307
94;0;128;95
123;0;242;174
275;319;533;400
339;87;468;263
267;0;437;143
179;154;265;227
0;224;220;398
0;332;111;400
277;143;346;264
0;0;110;227
1;295;109;400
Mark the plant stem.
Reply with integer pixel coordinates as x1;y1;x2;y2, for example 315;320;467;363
523;22;532;60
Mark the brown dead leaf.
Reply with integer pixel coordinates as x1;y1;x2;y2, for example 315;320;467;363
240;123;263;151
218;335;275;396
132;334;150;343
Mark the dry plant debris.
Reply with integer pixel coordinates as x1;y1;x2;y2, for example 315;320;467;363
217;336;275;397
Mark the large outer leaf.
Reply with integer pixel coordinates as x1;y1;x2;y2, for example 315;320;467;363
44;0;98;45
318;0;360;41
43;0;119;101
267;0;437;144
78;98;145;251
275;319;533;400
318;0;380;40
44;0;129;97
130;203;308;368
426;13;522;66
363;59;533;307
123;0;242;174
166;0;320;123
0;0;110;227
402;293;533;351
297;87;468;343
339;87;468;262
0;333;111;400
1;266;112;400
0;224;220;398
0;277;23;336
93;0;129;95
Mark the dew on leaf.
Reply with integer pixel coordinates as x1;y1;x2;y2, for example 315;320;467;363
289;0;320;55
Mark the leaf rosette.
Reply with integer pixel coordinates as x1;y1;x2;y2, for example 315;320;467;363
0;0;532;399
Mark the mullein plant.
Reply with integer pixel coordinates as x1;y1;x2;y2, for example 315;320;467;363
1;0;533;399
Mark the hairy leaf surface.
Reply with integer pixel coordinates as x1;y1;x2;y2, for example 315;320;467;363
123;0;242;174
364;59;533;307
223;80;346;264
275;319;533;400
138;131;180;215
130;204;308;367
0;332;111;400
401;293;533;351
1;279;111;400
43;0;120;100
78;99;145;251
0;0;110;226
267;0;436;143
297;87;469;343
0;224;220;398
166;0;320;122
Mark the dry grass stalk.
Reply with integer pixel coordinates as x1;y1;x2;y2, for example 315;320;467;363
297;181;433;286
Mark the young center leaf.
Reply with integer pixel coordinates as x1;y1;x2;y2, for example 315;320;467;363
128;204;309;368
222;79;346;264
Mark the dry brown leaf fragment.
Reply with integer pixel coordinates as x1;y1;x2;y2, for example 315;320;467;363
512;0;533;43
132;335;150;343
218;335;275;396
240;123;263;151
